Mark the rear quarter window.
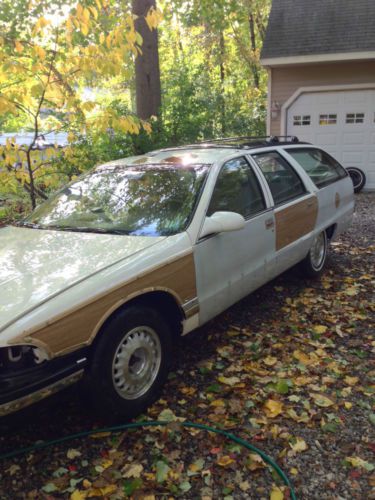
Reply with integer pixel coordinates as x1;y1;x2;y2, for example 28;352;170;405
285;148;348;188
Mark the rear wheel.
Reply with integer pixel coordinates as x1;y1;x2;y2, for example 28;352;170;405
300;230;328;278
347;167;366;193
86;305;172;421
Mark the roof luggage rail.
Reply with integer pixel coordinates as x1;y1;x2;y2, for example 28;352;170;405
198;135;300;147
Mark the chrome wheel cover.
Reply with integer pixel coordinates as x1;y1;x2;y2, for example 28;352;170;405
112;326;161;400
310;233;326;270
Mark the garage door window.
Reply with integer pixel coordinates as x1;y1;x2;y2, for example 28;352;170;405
207;157;266;218
252;151;306;205
319;114;337;125
286;148;348;188
293;115;310;126
346;113;364;124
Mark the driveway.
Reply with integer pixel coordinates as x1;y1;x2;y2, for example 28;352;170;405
0;193;374;499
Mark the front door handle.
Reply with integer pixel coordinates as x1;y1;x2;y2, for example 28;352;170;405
265;218;274;230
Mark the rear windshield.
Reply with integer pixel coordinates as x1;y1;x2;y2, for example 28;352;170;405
23;164;209;236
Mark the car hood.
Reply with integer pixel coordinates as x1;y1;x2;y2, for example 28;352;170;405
0;226;165;333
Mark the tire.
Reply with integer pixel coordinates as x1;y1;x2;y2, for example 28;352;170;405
300;230;328;278
85;305;172;421
346;167;366;193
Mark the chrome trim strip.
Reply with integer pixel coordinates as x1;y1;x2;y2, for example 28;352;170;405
182;297;199;317
0;369;84;417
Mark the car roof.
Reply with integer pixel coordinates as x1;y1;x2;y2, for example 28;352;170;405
97;137;311;170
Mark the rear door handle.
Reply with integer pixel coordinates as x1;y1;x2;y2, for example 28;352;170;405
265;218;274;230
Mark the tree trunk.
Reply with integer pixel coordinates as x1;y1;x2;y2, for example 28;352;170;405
132;0;162;119
219;32;226;135
248;12;260;89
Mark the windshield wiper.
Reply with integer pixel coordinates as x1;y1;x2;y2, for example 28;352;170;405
40;225;130;235
14;221;44;229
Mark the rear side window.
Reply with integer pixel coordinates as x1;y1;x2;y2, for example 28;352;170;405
252;151;306;206
207;157;266;218
286;148;348;188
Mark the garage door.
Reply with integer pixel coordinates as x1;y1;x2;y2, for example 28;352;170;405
287;89;375;190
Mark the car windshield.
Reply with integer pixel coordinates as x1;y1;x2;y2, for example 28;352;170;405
22;164;209;236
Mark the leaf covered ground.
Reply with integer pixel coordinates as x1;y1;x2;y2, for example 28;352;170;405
0;193;374;499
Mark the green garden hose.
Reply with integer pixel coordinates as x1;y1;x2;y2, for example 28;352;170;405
0;420;297;499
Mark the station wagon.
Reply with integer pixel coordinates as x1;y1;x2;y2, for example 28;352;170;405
0;136;354;419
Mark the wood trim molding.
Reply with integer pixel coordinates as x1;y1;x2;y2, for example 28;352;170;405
19;253;196;357
280;83;375;135
275;196;318;251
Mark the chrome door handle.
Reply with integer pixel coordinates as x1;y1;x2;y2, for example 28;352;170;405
265;218;274;229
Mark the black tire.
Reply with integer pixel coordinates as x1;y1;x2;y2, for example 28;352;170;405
85;305;172;421
300;230;328;278
346;167;366;193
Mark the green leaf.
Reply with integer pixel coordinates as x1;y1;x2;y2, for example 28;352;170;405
179;481;191;492
156;460;170;483
321;422;338;433
369;413;375;426
42;483;58;493
123;478;143;496
207;383;222;393
275;379;290;395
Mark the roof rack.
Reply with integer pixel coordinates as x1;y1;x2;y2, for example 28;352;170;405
198;135;301;148
159;136;303;152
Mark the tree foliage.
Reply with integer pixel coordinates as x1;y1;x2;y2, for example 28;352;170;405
0;0;159;208
0;0;270;220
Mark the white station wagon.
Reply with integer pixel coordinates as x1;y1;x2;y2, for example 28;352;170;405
0;137;354;419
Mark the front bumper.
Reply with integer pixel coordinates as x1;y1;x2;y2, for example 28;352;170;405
0;350;88;417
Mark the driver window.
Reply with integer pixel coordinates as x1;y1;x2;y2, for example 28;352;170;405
207;157;266;218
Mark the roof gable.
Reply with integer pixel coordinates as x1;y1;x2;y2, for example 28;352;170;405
261;0;375;61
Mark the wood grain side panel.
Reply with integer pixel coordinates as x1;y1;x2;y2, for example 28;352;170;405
29;253;196;356
275;197;318;251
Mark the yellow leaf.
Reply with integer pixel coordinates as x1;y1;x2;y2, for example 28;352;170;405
290;437;308;453
34;45;46;60
310;393;335;407
270;485;284;500
344;376;359;386
263;356;278;366
264;399;283;418
294;376;313;386
89;6;98;19
122;463;143;478
14;41;23;53
313;325;327;334
217;455;235;467
210;399;225;407
81;22;89;36
70;490;87;500
293;350;313;365
344;401;353;409
83;7;90;22
218;376;240;386
87;485;117;497
99;32;105;44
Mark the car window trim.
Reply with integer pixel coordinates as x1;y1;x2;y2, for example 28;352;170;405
205;155;268;219
249;149;308;208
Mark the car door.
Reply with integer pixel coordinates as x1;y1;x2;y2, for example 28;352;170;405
193;156;275;325
250;150;318;276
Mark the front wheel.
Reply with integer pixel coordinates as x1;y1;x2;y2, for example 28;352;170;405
346;167;366;193
85;305;172;421
300;230;328;278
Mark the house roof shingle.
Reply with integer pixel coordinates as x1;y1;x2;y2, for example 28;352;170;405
261;0;375;60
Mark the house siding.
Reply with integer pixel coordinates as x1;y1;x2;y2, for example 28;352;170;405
270;61;375;135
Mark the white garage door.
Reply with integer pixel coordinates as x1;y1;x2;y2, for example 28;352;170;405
287;89;375;190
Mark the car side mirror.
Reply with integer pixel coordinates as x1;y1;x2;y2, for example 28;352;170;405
200;211;245;239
